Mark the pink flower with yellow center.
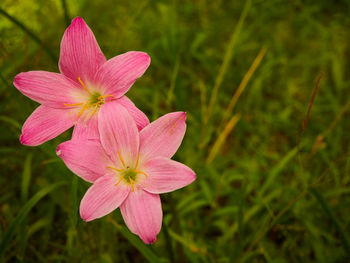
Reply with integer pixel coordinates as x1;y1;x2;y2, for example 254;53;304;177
56;103;196;244
14;17;150;146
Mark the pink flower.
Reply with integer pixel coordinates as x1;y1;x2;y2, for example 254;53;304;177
14;17;150;146
56;103;196;244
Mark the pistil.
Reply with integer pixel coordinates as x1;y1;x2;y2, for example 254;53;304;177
63;77;114;119
107;152;147;191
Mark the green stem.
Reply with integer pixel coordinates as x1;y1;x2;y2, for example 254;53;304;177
0;8;57;63
60;0;71;27
311;188;350;258
163;222;175;263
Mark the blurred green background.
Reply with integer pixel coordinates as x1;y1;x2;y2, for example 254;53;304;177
1;0;349;262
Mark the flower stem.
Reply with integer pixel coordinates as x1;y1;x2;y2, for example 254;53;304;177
0;8;58;63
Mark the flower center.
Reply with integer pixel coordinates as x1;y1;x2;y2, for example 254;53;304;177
63;77;114;119
89;92;103;105
122;169;138;184
107;151;147;191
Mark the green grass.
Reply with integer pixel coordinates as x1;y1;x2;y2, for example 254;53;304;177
1;0;350;262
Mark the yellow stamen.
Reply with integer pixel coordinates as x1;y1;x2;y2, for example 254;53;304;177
98;95;114;100
135;154;140;169
78;103;88;118
96;100;105;105
114;173;136;191
63;102;84;107
78;77;91;94
114;174;126;186
118;150;126;167
107;166;123;172
135;170;148;178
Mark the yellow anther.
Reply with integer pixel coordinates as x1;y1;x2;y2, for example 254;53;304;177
135;154;140;169
78;77;91;94
118;150;126;167
77;103;88;118
63;102;84;107
91;101;103;107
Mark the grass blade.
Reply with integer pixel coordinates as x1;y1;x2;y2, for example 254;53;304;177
0;182;66;257
60;0;71;27
206;113;241;164
107;217;161;263
167;52;181;107
21;154;32;203
0;116;21;131
220;46;267;127
198;80;207;124
302;74;322;133
311;188;350;258
0;8;57;63
204;0;251;126
260;147;299;195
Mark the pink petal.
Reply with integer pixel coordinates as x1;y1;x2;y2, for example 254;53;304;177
95;51;150;97
80;173;130;221
56;140;112;183
20;105;74;146
98;102;139;166
142;157;196;194
59;17;106;82
139;112;187;161
72;115;99;140
117;96;149;131
13;71;82;108
120;190;162;244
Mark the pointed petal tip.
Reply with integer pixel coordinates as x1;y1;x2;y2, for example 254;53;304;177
13;73;26;90
81;214;91;222
19;133;37;146
71;16;85;25
182;111;187;121
190;171;196;183
174;111;187;122
142;235;157;244
142;52;151;65
185;166;196;185
13;74;21;86
80;208;93;222
19;134;26;145
130;51;151;67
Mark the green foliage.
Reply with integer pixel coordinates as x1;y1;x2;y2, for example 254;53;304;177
0;0;349;262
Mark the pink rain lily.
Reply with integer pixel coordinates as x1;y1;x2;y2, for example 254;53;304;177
56;103;196;244
14;17;150;146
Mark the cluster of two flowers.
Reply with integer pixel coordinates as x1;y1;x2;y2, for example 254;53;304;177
13;17;196;244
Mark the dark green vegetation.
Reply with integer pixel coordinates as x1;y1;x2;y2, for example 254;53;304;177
1;0;349;262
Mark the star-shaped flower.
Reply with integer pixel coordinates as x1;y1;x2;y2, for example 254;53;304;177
14;17;150;146
57;103;196;243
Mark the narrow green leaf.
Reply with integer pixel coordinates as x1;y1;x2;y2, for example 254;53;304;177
260;147;298;194
0;8;57;62
0;182;66;256
21;154;32;203
311;188;350;258
19;153;32;258
204;0;251;125
60;0;71;27
109;219;161;263
0;115;21;131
